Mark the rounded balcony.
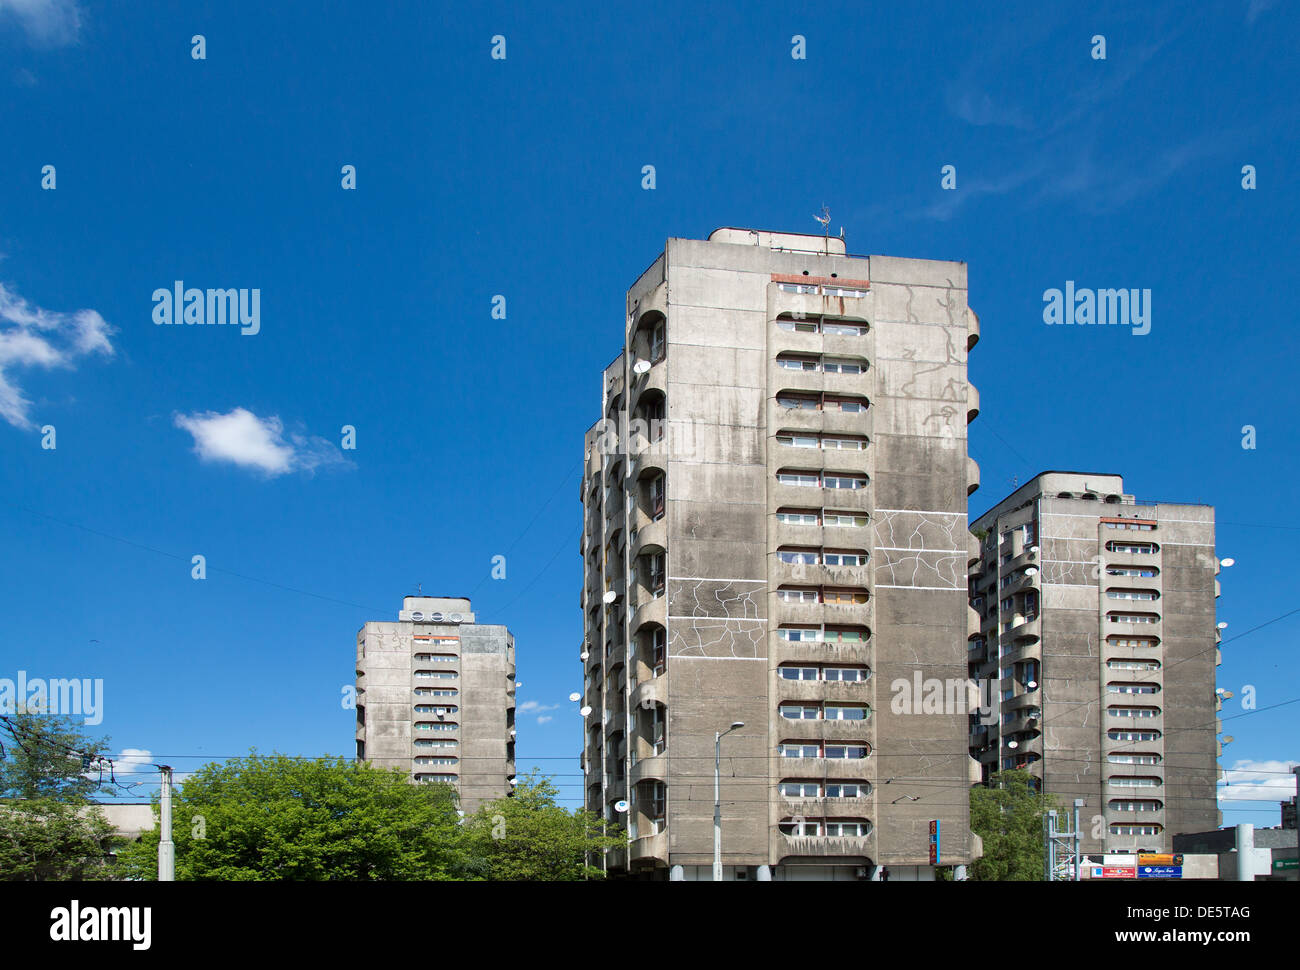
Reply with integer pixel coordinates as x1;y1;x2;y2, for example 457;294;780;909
631;594;667;636
967;383;979;423
967;306;980;350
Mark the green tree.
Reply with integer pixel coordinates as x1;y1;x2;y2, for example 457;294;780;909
968;770;1061;881
0;708;120;880
115;751;473;880
462;771;622;880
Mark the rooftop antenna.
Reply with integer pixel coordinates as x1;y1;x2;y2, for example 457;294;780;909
814;205;831;252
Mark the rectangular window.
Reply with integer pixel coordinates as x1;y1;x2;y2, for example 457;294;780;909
777;588;820;603
822;666;868;682
823;744;870;760
776;511;820;525
824;513;869;527
779;782;820;797
824;704;869;721
780;704;819;720
777;434;821;448
780;666;819;681
777;473;821;487
823;475;868;490
824;783;864;798
779;743;820;759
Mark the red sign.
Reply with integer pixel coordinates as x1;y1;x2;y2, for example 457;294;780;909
1098;866;1136;879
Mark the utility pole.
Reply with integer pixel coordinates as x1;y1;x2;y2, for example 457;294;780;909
158;764;174;882
1073;798;1084;881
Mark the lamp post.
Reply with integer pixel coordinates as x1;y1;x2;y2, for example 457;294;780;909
713;721;744;881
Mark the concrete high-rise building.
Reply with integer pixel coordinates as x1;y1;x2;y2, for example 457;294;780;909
355;597;516;814
579;227;983;880
967;472;1222;855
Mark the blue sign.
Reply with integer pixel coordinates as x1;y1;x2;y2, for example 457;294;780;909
1137;865;1182;878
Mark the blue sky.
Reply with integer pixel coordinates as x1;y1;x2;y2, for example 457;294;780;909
0;0;1296;826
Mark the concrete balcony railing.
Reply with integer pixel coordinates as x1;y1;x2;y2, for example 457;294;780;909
967;607;981;639
776;832;875;861
967;382;979;423
629;513;666;563
774;640;872;667
968;532;982;568
777;756;873;779
967;306;980;350
628;750;667;785
629;673;666;711
629;829;669;866
630;594;667;636
967;456;980;495
777;716;873;741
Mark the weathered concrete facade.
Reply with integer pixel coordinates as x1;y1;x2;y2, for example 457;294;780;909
581;228;981;880
969;472;1221;855
355;597;516;814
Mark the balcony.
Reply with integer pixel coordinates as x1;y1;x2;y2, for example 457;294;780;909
778;715;873;741
967;456;980;495
967;382;979;423
629;829;669;866
777;678;872;703
776;832;875;861
967;306;980;350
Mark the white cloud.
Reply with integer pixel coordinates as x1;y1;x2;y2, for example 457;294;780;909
1219;759;1298;803
113;748;153;775
536;715;552;725
0;280;114;429
174;407;351;478
517;700;559;715
1247;0;1279;25
0;0;83;47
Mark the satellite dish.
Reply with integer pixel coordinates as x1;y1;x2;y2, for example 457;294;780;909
1026;680;1038;689
1024;567;1038;577
579;706;593;717
1028;546;1039;554
614;799;629;813
1220;558;1235;567
580;651;590;661
603;590;618;604
1216;622;1228;630
508;776;517;785
1007;740;1019;749
633;360;652;375
568;692;582;702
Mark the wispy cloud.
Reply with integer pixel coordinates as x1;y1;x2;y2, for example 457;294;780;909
1219;759;1297;803
945;87;1033;130
0;280;114;429
113;748;153;775
536;715;552;725
517;700;559;715
1247;0;1280;25
0;0;83;48
174;407;352;478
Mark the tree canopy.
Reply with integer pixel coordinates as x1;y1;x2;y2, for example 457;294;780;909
968;770;1061;881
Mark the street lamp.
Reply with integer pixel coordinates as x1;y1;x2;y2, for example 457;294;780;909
714;720;745;881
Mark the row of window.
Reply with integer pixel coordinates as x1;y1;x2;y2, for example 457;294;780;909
414;756;459;766
414;654;458;664
1108;566;1158;578
779;819;873;837
1107;589;1159;601
414;687;458;697
776;433;869;450
777;393;868;412
1108;776;1163;787
416;722;458;732
1109;612;1159;623
1108;729;1161;741
779;781;870;798
1108;753;1161;765
1109;706;1161;718
776;587;869;605
1108;636;1160;649
1111;824;1163;836
777;318;869;336
1110;800;1163;812
1108;683;1160;694
1108;659;1161;672
777;626;870;643
1105;521;1156;531
416;774;458;784
778;549;869;566
1107;541;1158;554
779;664;871;682
776;509;870;527
414;705;457;715
776;355;867;375
778;472;869;490
779;703;871;721
777;281;868;298
779;742;871;760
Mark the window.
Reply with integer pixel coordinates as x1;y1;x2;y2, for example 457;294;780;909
1105;521;1155;530
415;654;458;664
824;820;871;837
1000;597;1013;612
824;551;868;566
777;394;820;410
779;665;819;681
777;318;819;333
650;321;665;362
416;774;459;784
1108;729;1161;742
1109;776;1162;787
779;743;821;759
823;743;870;760
776;510;820;525
1108;706;1161;718
823;590;868;605
1111;824;1163;836
651;627;666;676
778;627;821;642
778;549;820;565
1108;566;1157;578
780;704;819;720
779;818;822;836
821;436;868;450
777;472;820;487
1108;683;1160;694
777;587;820;603
1106;541;1158;554
823;627;868;643
776;433;821;448
1108;659;1160;672
823;474;868;490
1108;636;1160;649
822;358;865;375
1108;753;1161;765
824;512;869;527
824;704;870;721
414;756;459;766
825;396;868;413
777;356;819;372
821;321;868;336
824;782;867;798
823;666;869;682
1108;612;1159;624
649;474;665;519
1107;589;1159;600
1109;799;1163;812
779;781;821;798
643;553;665;597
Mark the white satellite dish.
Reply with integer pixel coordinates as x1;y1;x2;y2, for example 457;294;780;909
1216;622;1228;630
603;590;618;604
1007;740;1019;749
568;692;582;702
1024;567;1038;577
579;706;593;717
633;360;652;375
1026;680;1038;689
614;799;629;813
580;651;590;661
1220;558;1235;567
